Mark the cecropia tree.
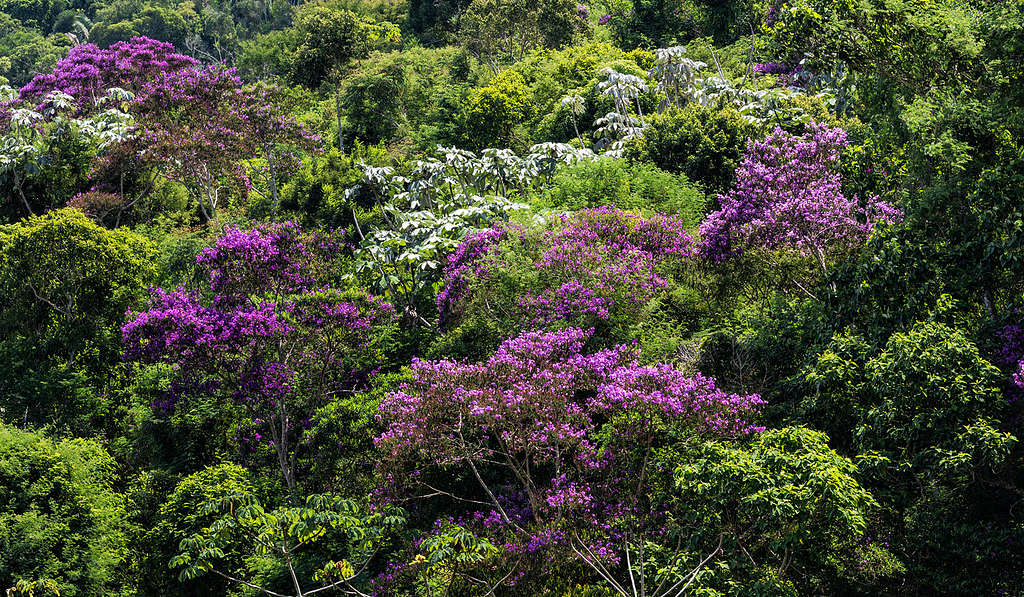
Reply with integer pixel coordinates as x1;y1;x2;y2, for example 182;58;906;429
123;222;397;495
375;326;763;595
698;122;901;272
1;87;134;217
349;143;594;327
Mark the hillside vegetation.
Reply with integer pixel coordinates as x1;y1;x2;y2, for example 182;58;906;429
1;0;1023;595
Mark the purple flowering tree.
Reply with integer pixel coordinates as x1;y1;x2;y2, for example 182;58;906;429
376;327;763;594
123;222;397;495
20;37;198;111
437;206;695;335
997;321;1024;401
698;122;901;289
15;38;315;221
131;66;249;221
131;66;317;221
235;82;321;216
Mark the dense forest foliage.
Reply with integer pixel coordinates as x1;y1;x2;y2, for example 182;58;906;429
1;0;1023;595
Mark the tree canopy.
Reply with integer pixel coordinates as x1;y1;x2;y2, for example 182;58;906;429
1;1;1023;595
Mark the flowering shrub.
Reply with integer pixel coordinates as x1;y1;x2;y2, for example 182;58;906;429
752;61;789;75
130;67;317;220
376;326;763;591
434;225;507;322
20;37;198;110
66;191;128;225
997;320;1024;400
123;222;396;493
699;122;901;268
437;206;695;341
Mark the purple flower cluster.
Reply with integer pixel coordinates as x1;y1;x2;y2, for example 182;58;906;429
753;62;789;75
376;326;762;581
598;8;628;24
135;64;242;109
596;363;767;435
518;281;613;325
122;287;288;368
527;207;694;322
123;222;396;490
699;122;901;267
438;207;694;329
436;225;509;323
378;326;760;465
197;221;314;298
8;40;315;225
124;66;317;220
997;323;1024;399
545;474;594;509
123;223;385;387
20;37;197;109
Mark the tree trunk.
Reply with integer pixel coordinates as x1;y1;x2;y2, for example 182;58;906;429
267;148;281;217
14;172;34;217
336;93;344;153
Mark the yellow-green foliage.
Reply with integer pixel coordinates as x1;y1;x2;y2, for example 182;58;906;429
541;157;706;226
0;207;158;337
506;42;653;142
456;42;654;147
465;69;531;148
0;424;128;596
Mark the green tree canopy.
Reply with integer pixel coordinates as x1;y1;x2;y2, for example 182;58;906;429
0;423;128;596
0;208;157;431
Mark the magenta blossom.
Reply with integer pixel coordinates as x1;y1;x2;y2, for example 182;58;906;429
438;207;695;330
699;122;901;270
21;37;198;110
123;222;396;493
376;326;762;587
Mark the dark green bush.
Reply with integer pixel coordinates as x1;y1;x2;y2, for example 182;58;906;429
627;103;757;196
